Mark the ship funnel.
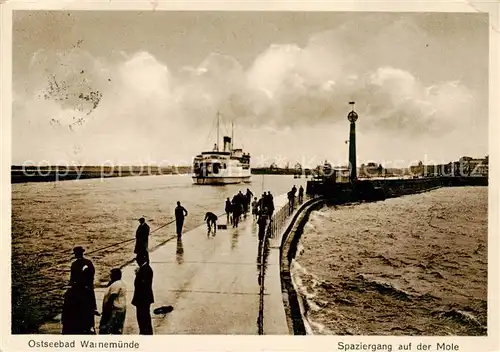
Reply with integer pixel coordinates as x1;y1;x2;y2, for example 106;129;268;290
223;136;232;152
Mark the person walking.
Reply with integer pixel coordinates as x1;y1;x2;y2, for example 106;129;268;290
232;198;243;228
175;201;188;239
245;188;253;207
62;246;98;334
287;190;295;214
134;217;150;262
131;254;154;335
99;268;127;335
298;185;304;204
251;197;259;220
204;212;218;236
258;193;266;216
225;198;232;225
267;191;275;218
237;191;248;218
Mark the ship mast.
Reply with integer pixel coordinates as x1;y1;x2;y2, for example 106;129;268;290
217;112;220;152
231;121;234;152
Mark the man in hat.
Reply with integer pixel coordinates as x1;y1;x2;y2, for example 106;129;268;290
99;268;127;334
132;254;154;335
62;246;98;334
69;246;95;288
134;217;150;261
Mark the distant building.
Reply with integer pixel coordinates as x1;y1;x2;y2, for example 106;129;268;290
360;162;384;178
410;156;488;177
457;156;488;176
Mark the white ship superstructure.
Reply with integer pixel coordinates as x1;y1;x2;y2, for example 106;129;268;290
192;119;251;185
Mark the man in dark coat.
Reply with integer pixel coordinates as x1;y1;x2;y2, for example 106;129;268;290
63;246;97;334
267;191;275;218
259;192;267;215
132;254;154;335
245;189;253;207
175;201;188;239
134;217;150;261
236;191;248;217
225;198;232;225
288;190;295;214
232;198;242;228
69;246;95;288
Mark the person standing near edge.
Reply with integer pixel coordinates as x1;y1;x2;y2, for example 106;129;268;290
132;254;154;335
175;201;188;239
134;217;150;262
298;185;304;204
63;246;98;334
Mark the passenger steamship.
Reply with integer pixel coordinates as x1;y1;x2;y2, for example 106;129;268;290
192;117;251;185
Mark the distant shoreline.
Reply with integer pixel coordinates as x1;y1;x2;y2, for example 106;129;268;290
11;165;310;183
11;165;192;183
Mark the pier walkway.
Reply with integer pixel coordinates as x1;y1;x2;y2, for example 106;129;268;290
41;193;297;335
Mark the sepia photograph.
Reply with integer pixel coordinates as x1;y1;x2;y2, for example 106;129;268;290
3;4;497;348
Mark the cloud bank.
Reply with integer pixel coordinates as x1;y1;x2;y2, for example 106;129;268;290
13;28;484;166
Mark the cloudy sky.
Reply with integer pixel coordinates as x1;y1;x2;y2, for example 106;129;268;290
12;11;489;167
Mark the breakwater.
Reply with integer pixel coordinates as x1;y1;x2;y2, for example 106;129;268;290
306;176;488;200
280;197;326;335
11;175;305;333
11;165;193;183
252;167;312;176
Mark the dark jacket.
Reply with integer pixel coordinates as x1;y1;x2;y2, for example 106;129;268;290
267;194;275;211
70;258;95;288
232;201;243;216
132;263;154;307
204;212;218;222
257;215;268;229
134;223;150;254
61;286;96;334
245;190;253;202
175;206;188;220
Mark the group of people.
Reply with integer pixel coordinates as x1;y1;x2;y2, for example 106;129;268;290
61;245;153;335
224;188;254;228
60;187;306;335
61;201;192;336
252;191;276;219
287;185;304;213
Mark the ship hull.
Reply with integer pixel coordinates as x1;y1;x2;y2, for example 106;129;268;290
192;176;251;185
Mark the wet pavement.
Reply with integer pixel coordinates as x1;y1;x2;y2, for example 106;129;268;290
40;193;293;335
